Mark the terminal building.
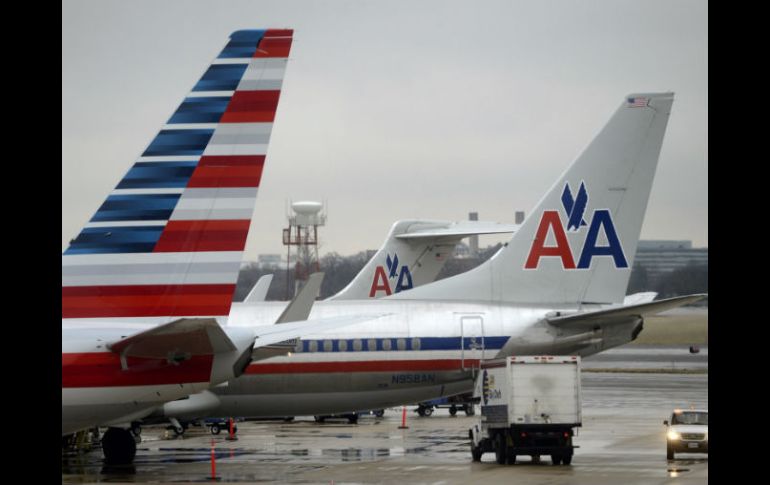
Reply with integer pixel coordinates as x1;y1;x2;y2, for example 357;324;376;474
633;240;708;284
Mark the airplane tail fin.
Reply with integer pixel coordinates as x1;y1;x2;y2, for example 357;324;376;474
391;93;674;305
62;30;293;319
327;219;518;300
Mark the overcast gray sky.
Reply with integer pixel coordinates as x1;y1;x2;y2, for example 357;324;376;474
62;0;708;259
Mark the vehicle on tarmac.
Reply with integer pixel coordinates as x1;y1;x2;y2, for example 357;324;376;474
469;356;581;465
416;394;477;417
664;409;708;459
314;409;386;424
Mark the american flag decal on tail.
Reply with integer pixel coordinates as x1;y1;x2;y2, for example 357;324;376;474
627;96;648;108
62;30;293;319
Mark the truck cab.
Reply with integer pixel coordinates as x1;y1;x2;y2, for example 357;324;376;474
664;409;708;459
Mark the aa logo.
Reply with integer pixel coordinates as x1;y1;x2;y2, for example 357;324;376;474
369;253;413;297
525;181;628;270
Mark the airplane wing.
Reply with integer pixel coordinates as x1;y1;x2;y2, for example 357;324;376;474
107;318;235;361
395;221;520;241
546;294;707;329
244;274;274;303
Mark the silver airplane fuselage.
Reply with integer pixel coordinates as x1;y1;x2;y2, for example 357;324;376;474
214;299;638;417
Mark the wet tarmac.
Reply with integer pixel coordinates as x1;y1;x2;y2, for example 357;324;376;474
582;345;708;371
62;346;708;484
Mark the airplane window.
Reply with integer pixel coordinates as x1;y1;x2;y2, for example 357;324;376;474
382;339;392;351
412;337;421;350
368;338;378;351
397;338;406;351
323;340;333;352
338;339;348;351
308;340;318;352
353;339;362;351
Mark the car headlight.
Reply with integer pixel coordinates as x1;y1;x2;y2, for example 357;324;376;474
667;430;681;441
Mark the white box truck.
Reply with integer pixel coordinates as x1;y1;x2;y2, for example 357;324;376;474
469;356;581;465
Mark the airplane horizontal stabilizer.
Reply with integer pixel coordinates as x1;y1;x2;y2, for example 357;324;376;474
244;274;274;302
107;318;236;359
546;294;707;329
275;272;324;323
394;221;520;241
623;292;658;305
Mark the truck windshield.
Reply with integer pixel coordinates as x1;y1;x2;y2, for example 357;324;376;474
672;411;708;425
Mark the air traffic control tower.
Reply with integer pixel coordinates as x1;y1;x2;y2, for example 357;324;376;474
283;201;326;298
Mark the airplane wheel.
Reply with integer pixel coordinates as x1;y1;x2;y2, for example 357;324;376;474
102;427;136;465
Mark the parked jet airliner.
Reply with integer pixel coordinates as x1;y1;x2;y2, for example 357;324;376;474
62;29;384;463
156;92;705;421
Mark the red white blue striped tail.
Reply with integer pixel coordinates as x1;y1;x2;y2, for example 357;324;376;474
62;29;293;319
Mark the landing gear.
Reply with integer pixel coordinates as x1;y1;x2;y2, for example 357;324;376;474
101;427;136;465
168;418;186;436
129;422;142;444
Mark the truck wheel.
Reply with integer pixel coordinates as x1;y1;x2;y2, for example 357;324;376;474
464;405;475;416
374;409;385;418
449;405;457;416
471;445;483;462
469;430;483;462
494;433;507;465
210;424;221;435
667;445;674;460
551;454;562;465
423;407;433;417
347;415;358;425
506;451;517;465
562;454;572;465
